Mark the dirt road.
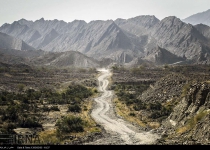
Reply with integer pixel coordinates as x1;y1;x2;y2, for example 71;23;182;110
84;68;160;145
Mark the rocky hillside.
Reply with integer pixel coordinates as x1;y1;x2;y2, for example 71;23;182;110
32;51;100;68
0;48;101;68
183;9;210;26
115;15;159;36
1;15;210;65
150;16;210;63
134;69;210;145
139;73;188;104
0;19;136;63
0;32;35;50
143;46;185;65
194;24;210;40
157;82;210;145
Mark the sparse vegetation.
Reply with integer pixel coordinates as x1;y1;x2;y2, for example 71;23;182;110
56;115;84;135
176;110;209;134
112;64;210;129
0;64;98;144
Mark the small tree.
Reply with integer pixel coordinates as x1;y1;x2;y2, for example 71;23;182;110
18;84;25;92
68;104;81;113
56;115;84;136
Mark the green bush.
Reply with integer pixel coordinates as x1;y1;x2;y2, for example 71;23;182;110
68;104;81;113
129;112;136;116
42;105;50;112
50;106;60;111
56;115;84;134
181;83;191;97
147;102;162;110
19;117;42;128
133;101;146;110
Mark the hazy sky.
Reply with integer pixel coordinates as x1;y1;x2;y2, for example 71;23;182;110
0;0;210;26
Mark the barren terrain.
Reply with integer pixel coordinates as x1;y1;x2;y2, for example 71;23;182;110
84;68;160;145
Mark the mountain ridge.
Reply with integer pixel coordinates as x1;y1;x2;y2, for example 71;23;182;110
1;13;210;65
183;9;210;26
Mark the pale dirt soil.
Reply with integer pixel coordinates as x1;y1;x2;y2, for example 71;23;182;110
83;68;161;145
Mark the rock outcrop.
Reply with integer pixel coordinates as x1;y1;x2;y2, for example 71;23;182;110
157;82;210;145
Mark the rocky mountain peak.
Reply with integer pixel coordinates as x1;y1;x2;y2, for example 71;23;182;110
67;20;87;30
128;15;160;26
160;16;184;27
39;17;45;21
115;15;159;32
12;21;21;26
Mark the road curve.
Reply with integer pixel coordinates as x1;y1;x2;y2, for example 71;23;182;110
88;68;160;145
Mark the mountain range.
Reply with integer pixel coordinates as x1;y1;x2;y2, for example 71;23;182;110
183;9;210;26
1;9;210;67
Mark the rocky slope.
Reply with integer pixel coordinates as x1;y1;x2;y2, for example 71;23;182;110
150;16;210;64
0;21;41;44
136;71;210;145
183;9;210;26
139;73;188;104
143;46;185;65
194;24;210;40
43;20;134;58
156;82;210;145
115;15;159;36
0;32;35;50
32;51;100;68
0;48;101;68
0;19;137;63
1;15;210;65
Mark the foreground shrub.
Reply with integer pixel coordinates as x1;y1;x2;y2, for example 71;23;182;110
68;104;81;113
56;115;84;134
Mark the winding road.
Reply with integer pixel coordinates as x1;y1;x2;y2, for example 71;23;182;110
85;68;160;145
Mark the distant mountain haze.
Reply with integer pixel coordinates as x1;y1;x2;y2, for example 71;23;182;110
183;9;210;26
1;10;210;66
0;48;101;68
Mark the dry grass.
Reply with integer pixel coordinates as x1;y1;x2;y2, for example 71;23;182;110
38;87;101;144
114;98;146;127
39;129;60;144
110;69;146;127
4;73;12;77
148;122;161;129
176;110;209;134
176;126;189;134
81;95;101;134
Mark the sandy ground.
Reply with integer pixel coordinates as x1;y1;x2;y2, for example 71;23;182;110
84;68;161;145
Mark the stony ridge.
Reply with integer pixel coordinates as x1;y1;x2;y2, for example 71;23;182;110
1;15;210;65
157;82;210;145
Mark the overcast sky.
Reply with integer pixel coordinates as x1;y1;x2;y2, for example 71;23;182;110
0;0;210;26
